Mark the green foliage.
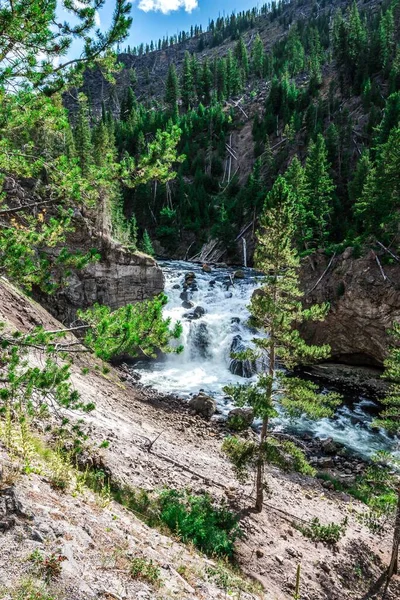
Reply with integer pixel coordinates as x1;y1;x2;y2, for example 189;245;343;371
78;294;183;360
140;230;155;256
0;0;132;92
158;489;242;558
29;549;66;582
130;557;161;586
10;579;57;600
297;517;348;545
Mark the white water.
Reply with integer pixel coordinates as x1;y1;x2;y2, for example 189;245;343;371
134;260;395;459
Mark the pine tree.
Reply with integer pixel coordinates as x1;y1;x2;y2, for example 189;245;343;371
201;58;213;105
251;33;264;78
373;323;400;588
216;57;227;101
74;94;93;176
222;177;340;512
165;64;179;116
235;36;249;79
303;134;335;248
140;229;155;256
181;51;195;110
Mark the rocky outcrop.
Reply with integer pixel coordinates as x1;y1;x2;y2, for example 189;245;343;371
52;242;164;322
300;248;400;366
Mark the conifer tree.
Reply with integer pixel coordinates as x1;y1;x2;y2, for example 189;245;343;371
181;51;195;110
222;177;340;512
216;58;227;101
74;94;93;176
140;229;155;256
303;134;335;248
252;33;264;78
165;64;179;116
373;323;400;587
235;36;249;79
201;58;213;105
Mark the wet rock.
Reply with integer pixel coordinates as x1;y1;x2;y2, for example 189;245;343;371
231;317;240;324
316;457;334;469
193;306;205;318
321;438;339;455
229;335;256;378
182;301;195;309
234;270;245;279
188;393;216;419
202;264;212;273
189;322;209;358
172;283;180;289
180;291;190;302
185;272;195;281
209;280;216;287
227;407;254;430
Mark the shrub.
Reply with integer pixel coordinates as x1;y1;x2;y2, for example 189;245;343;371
158;489;242;558
130;557;161;586
297;516;348;545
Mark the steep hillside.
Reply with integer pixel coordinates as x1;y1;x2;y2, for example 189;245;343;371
64;0;400;264
1;277;400;600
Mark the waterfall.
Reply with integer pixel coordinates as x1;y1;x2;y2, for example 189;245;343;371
242;237;247;268
132;260;396;459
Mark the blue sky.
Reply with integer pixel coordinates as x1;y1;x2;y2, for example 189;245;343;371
94;0;260;48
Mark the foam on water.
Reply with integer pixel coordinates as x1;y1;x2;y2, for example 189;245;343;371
134;260;396;459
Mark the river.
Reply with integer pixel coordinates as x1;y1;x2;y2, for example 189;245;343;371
133;260;394;459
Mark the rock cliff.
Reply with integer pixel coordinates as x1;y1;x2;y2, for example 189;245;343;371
300;248;400;366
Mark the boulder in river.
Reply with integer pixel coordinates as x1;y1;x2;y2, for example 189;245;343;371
202;264;212;273
182;300;195;309
188;393;216;419
321;437;339;455
234;270;245;279
227;407;254;431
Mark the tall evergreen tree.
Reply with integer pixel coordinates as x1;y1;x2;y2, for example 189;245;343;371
165;64;179;116
181;51;195;110
252;33;264;78
303;134;335;248
74;95;93;176
222;176;340;512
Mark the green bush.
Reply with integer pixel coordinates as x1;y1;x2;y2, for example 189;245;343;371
297;516;348;545
130;557;161;586
158;489;242;558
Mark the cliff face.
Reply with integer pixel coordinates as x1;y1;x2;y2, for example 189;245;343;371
300;249;400;366
43;215;165;323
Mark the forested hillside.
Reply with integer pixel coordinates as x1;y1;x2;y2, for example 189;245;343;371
65;0;400;262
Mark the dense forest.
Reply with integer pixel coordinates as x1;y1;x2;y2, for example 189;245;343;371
65;0;400;261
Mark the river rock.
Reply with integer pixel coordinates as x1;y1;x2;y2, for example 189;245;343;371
188;393;216;419
321;438;339;455
234;270;245;279
202;264;212;273
193;306;205;318
227;407;254;430
182;301;195;309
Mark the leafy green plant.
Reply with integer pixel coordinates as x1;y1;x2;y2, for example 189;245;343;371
158;489;242;558
297;517;348;545
29;550;66;582
130;557;161;586
11;578;57;600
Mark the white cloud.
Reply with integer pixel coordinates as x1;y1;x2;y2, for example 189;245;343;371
137;0;198;14
94;10;101;27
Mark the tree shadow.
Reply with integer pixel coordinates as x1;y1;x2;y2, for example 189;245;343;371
359;570;387;600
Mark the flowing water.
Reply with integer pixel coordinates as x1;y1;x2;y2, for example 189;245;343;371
134;260;395;459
